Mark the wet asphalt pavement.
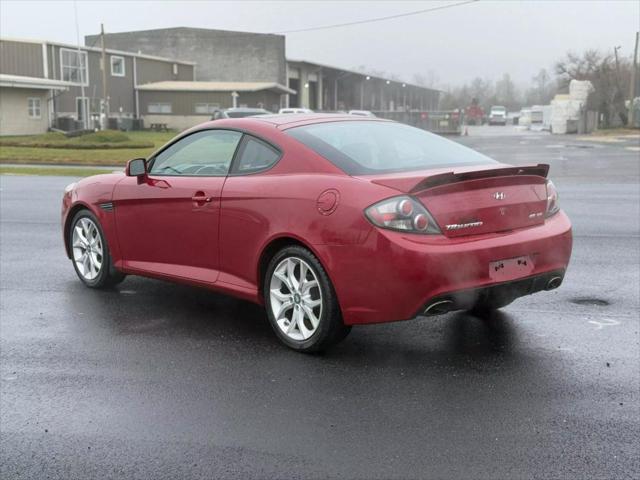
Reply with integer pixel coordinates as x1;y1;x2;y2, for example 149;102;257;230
1;126;639;479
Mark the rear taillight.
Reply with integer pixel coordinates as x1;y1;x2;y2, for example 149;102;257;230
546;180;560;217
365;196;441;234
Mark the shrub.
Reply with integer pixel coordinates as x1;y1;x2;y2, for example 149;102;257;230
74;130;131;143
0;130;154;149
40;132;67;142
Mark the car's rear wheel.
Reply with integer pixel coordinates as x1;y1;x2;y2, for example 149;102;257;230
69;210;125;288
264;245;350;352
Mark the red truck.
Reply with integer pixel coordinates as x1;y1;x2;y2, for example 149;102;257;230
465;99;484;125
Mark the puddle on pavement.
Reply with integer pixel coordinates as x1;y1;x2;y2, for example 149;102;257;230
570;297;610;307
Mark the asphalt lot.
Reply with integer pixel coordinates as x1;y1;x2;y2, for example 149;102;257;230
1;126;639;479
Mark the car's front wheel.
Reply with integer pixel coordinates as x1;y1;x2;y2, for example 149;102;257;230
69;210;125;288
264;246;350;352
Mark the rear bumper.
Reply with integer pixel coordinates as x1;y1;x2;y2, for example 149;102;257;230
316;211;572;325
419;269;565;316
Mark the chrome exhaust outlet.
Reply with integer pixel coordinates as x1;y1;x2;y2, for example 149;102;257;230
546;276;563;290
423;299;454;316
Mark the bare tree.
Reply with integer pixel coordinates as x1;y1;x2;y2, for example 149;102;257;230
555;49;631;126
469;77;493;110
530;69;555;105
492;73;519;110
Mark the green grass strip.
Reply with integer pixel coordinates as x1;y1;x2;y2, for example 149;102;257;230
0;166;116;177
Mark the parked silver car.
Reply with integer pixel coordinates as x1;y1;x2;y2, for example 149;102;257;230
211;108;271;120
348;110;376;117
278;108;314;114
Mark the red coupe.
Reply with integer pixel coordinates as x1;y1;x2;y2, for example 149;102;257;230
62;115;572;352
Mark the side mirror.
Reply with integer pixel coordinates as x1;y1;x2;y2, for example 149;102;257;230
126;158;147;177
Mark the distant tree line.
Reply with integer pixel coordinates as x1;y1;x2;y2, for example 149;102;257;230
431;48;635;127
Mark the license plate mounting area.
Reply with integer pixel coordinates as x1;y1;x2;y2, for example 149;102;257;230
489;255;534;281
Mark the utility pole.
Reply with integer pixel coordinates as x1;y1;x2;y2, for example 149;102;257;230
72;0;87;130
614;46;623;93
100;23;109;130
628;32;639;127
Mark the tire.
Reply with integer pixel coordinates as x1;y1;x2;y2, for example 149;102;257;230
69;209;125;288
264;245;351;352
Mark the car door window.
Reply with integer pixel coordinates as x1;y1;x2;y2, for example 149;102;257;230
233;136;280;174
150;130;242;176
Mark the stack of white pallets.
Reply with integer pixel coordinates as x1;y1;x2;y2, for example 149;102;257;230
550;80;593;134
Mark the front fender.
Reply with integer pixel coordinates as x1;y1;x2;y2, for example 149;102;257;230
61;173;124;261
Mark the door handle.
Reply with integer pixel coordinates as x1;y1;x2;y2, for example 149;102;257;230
192;191;212;203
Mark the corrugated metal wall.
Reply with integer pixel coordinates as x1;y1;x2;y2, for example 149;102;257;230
139;90;281;114
50;45;138;115
0;40;44;78
136;58;193;85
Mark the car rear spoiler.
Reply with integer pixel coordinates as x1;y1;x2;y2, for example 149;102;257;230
410;164;550;192
371;164;550;193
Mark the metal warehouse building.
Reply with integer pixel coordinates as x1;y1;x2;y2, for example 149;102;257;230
136;81;294;131
89;27;440;115
0;27;440;134
0;37;195;134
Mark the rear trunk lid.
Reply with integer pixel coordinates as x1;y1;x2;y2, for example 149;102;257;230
369;164;549;237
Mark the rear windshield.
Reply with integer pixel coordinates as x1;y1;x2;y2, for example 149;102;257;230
286;121;496;175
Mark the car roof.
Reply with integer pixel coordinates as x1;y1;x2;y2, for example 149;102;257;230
224;107;268;112
241;113;390;129
193;114;392;134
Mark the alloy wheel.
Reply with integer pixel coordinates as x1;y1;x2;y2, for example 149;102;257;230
269;257;323;341
72;217;104;281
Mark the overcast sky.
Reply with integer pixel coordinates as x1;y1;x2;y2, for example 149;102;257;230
1;0;638;88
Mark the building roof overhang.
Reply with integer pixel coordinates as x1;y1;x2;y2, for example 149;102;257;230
0;74;72;90
136;81;295;95
286;58;444;94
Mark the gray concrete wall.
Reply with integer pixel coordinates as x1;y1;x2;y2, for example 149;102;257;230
86;28;286;84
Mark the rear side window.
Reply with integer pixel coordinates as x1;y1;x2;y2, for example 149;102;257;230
233;136;280;173
286;121;496;175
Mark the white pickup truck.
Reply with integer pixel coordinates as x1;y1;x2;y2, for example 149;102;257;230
488;105;507;126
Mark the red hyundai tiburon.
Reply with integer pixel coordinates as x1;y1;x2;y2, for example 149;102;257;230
62;115;572;351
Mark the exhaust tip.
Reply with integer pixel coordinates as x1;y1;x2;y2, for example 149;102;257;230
546;276;563;290
424;299;454;316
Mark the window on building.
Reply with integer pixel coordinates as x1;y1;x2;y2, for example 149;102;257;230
194;103;220;114
172;63;179;76
60;48;88;85
148;103;172;114
110;55;125;77
233;136;280;173
27;98;41;119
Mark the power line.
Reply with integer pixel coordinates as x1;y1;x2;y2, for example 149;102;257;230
273;0;480;34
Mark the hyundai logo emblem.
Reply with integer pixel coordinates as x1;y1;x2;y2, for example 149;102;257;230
492;192;506;200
